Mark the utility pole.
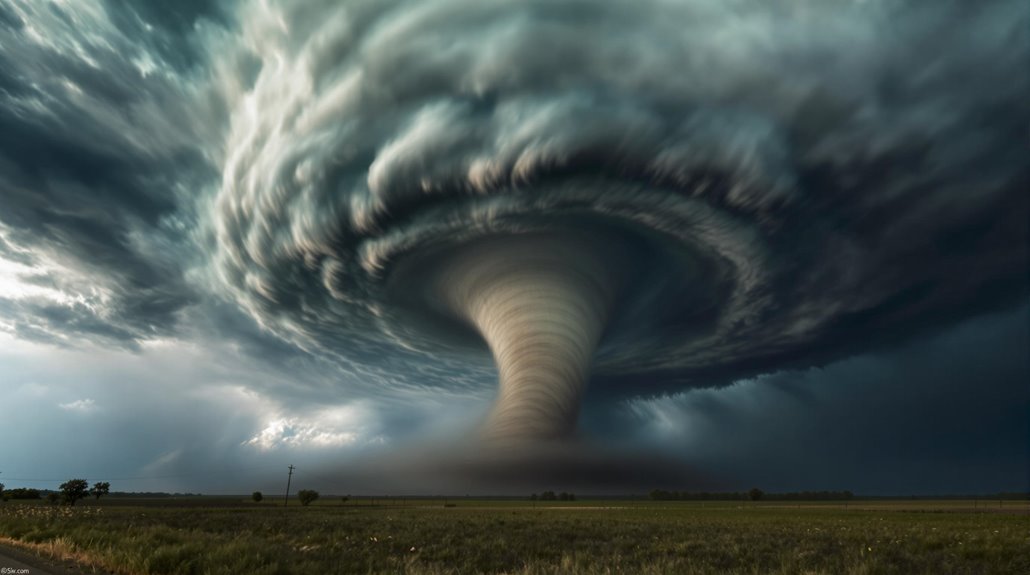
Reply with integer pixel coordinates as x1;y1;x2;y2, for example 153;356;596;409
284;465;295;507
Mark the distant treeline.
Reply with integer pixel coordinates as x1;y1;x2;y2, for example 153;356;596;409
875;493;1030;501
4;488;1027;501
531;491;576;501
649;489;854;501
648;490;1030;501
106;492;203;498
0;489;204;500
4;488;42;500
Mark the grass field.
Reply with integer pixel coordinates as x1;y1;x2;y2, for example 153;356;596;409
0;498;1026;574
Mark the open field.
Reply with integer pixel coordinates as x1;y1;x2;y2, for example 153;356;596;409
1;499;1027;575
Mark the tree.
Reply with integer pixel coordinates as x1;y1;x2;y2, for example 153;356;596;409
540;491;557;501
530;493;538;501
748;487;764;502
0;482;5;502
60;479;89;506
297;489;319;506
90;481;110;501
252;491;263;502
45;492;60;505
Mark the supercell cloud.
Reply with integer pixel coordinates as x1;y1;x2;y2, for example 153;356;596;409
0;0;1027;485
213;0;1027;439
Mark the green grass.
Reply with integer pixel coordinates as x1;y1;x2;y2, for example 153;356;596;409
0;499;1026;574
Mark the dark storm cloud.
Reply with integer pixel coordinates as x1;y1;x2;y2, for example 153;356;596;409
0;297;139;348
213;0;1028;400
612;305;1030;494
0;1;224;346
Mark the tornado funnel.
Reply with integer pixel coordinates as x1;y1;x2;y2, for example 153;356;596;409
430;233;626;442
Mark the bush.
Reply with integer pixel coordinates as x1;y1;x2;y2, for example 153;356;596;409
252;491;263;503
7;488;41;500
297;490;319;506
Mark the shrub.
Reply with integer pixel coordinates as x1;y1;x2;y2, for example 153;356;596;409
8;488;42;500
297;490;319;506
90;482;110;500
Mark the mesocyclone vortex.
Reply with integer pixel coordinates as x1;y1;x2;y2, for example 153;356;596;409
212;0;1028;441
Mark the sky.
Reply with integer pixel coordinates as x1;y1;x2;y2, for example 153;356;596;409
0;0;1027;496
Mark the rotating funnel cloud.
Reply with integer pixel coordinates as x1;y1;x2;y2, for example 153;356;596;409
430;233;627;441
